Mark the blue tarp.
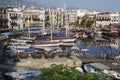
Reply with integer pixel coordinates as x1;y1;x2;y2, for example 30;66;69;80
116;26;120;29
24;28;41;32
1;32;13;36
47;31;66;37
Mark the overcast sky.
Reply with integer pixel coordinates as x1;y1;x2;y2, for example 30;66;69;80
33;0;120;12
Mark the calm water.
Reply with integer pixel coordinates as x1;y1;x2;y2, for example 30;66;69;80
75;37;120;55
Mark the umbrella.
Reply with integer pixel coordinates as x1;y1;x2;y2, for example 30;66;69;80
71;46;79;50
81;48;89;52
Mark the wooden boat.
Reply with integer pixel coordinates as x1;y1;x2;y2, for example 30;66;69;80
31;40;61;48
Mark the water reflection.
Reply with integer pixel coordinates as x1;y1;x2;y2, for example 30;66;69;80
75;37;120;55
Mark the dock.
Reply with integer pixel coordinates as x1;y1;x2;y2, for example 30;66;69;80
77;54;116;64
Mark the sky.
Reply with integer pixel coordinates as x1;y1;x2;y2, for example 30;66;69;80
33;0;120;12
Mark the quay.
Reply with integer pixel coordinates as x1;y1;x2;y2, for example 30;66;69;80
77;54;116;64
0;56;82;71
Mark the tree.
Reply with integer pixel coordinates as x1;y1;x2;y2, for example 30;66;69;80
86;20;94;27
37;64;113;80
80;19;86;26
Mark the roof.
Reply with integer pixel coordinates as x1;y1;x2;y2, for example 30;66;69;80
90;63;111;70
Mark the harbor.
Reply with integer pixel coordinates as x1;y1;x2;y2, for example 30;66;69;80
0;5;120;79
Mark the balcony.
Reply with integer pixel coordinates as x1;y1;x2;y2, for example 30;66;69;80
10;16;17;19
10;22;17;26
96;18;111;21
0;19;8;22
33;18;40;21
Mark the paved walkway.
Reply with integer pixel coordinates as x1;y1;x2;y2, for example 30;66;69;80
16;56;82;70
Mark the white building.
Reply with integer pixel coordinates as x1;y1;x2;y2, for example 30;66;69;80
7;8;23;30
23;8;45;29
49;8;66;29
96;12;111;27
110;13;119;24
76;9;90;18
68;10;77;24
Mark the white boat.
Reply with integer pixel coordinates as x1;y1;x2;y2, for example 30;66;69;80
103;69;120;79
59;42;75;46
61;38;76;42
81;48;89;55
75;67;84;73
32;40;61;48
110;39;119;49
7;42;33;49
5;69;41;79
11;38;33;43
83;64;95;73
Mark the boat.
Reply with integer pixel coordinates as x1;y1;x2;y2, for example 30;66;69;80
32;40;61;48
83;64;96;73
110;39;119;49
11;38;34;43
5;69;41;80
75;67;84;73
7;40;33;50
102;69;120;79
46;30;76;43
60;38;76;42
81;48;89;55
93;28;102;37
102;26;118;38
59;42;75;46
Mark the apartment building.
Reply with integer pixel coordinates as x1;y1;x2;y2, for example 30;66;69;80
68;10;77;24
23;8;45;28
7;8;23;30
49;8;67;29
110;13;119;24
0;7;9;31
96;12;111;27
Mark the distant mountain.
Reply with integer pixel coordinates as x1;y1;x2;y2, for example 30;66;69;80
0;0;45;8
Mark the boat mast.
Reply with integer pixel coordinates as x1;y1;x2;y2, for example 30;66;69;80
50;9;53;41
64;2;68;37
28;15;31;39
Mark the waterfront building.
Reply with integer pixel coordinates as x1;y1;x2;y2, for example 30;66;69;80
23;8;45;29
110;13;119;24
96;12;111;27
48;8;66;29
7;8;23;30
0;7;9;32
68;10;77;24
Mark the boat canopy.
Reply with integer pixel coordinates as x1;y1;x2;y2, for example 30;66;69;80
1;31;13;36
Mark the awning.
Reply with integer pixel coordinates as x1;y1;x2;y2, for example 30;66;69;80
81;49;89;52
12;30;23;34
1;32;13;36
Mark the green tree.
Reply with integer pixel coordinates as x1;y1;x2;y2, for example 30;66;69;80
86;20;94;27
80;19;86;26
37;64;113;80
